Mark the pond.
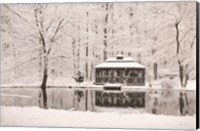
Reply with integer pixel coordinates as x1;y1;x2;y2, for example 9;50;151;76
1;86;196;116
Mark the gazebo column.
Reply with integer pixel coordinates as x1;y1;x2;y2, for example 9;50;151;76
120;68;123;84
95;69;97;83
99;69;103;84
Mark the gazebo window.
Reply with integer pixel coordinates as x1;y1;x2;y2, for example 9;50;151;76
130;71;134;77
113;70;117;77
117;70;120;76
125;69;130;76
110;70;114;77
96;70;100;77
138;70;143;78
133;70;138;77
104;70;108;76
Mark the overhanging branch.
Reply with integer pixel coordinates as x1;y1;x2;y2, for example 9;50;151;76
5;57;40;73
3;5;37;29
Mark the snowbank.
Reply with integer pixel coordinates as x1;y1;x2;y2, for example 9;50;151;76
1;106;196;130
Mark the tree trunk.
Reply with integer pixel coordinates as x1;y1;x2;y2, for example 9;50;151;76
153;63;158;80
175;20;184;88
128;52;132;57
103;3;109;61
85;61;88;79
90;90;94;111
77;25;80;71
39;50;42;80
41;56;48;109
137;53;141;63
72;39;76;75
129;7;133;46
85;10;89;79
178;61;189;88
90;62;93;81
85;90;88;111
175;21;180;55
183;74;189;87
178;62;184;87
73;88;76;110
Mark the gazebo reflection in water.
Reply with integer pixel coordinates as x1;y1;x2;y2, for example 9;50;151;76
94;54;146;108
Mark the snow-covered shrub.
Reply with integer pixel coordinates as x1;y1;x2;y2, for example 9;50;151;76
72;71;84;85
160;78;175;89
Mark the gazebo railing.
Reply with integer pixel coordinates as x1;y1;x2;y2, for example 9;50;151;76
96;76;145;85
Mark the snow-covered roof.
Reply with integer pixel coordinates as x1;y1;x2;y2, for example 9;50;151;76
95;55;145;69
95;62;145;68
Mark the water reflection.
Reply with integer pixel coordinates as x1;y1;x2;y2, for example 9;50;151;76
95;91;145;108
1;87;196;115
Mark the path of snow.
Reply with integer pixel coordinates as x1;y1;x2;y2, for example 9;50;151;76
0;106;196;130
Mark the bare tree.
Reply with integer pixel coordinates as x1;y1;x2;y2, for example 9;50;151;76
102;3;114;61
85;7;89;80
173;4;196;87
2;4;75;108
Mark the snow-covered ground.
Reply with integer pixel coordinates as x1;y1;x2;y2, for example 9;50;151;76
0;106;196;130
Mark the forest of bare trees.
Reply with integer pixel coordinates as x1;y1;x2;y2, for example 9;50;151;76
1;2;196;108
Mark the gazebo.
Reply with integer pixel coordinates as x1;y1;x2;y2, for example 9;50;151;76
94;54;145;86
